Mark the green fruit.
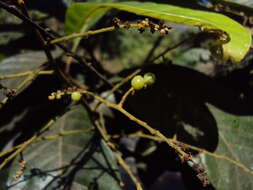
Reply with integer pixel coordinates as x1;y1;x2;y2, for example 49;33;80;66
144;72;156;85
71;91;82;101
131;75;145;90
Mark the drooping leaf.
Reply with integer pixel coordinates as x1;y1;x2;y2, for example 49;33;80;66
5;105;121;190
65;1;251;63
201;105;253;190
65;0;115;34
65;0;115;53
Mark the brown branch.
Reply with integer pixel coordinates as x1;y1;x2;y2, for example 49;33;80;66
142;35;164;64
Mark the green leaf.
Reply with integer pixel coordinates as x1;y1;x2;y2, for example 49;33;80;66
65;4;108;35
65;1;251;63
201;105;253;190
65;0;116;34
65;0;115;53
6;105;121;190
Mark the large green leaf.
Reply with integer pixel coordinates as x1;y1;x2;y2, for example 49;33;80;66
201;105;253;190
5;105;121;190
65;1;251;63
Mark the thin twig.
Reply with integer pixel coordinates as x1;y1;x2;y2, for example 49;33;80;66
0;128;94;159
36;128;94;141
0;119;55;169
96;112;111;142
81;90;188;158
0;70;54;80
15;0;78;98
114;152;143;190
142;35;164;64
0;66;46;109
49;24;139;45
16;0;54;63
150;35;193;63
93;68;141;111
118;87;133;107
95;110;143;190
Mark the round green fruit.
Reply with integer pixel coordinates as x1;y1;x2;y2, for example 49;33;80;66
144;72;156;86
71;91;82;101
131;75;145;90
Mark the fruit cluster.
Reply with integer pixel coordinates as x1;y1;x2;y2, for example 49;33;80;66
131;72;156;90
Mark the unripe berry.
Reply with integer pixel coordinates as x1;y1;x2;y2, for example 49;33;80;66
71;91;82;101
144;72;156;86
131;75;145;90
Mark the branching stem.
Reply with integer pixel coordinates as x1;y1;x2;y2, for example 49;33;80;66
128;132;253;175
49;24;139;45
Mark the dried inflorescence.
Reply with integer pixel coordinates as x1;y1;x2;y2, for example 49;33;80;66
137;18;149;33
137;18;172;35
112;17;172;35
48;90;65;100
5;89;16;98
123;21;131;29
193;163;209;187
0;83;16;98
113;17;121;29
178;144;209;187
138;18;150;33
48;87;77;100
13;159;26;180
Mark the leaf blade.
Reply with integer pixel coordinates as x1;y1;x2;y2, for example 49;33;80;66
65;1;252;63
202;105;253;190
